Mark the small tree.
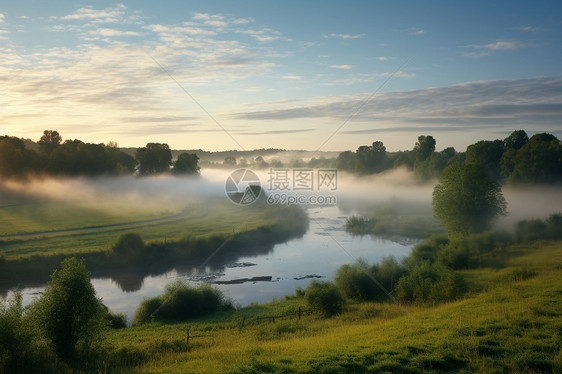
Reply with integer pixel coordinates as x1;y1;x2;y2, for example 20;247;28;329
433;163;507;235
29;258;106;362
305;281;344;317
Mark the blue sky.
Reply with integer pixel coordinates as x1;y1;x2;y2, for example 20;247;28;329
1;1;561;151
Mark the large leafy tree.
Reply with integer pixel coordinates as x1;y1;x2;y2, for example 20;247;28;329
414;135;436;162
465;139;505;181
38;130;62;156
135;142;172;175
433;163;507;235
172;152;200;175
336;150;356;172
503;133;562;184
0;136;36;177
29;257;107;361
355;141;388;174
504;129;529;150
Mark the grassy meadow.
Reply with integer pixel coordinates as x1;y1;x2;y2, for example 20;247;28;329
0;194;278;260
91;240;562;373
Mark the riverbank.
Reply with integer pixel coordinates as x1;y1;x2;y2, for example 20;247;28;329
100;240;562;373
0;203;309;292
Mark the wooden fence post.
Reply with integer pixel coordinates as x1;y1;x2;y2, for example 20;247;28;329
298;306;302;320
186;326;190;347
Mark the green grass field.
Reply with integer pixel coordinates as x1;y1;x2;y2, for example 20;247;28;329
97;240;562;373
0;195;277;259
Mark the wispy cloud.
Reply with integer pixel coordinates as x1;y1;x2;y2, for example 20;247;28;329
60;4;127;23
482;40;526;50
88;28;143;37
119;115;199;123
321;70;415;86
283;74;303;80
230;78;562;134
193;13;228;28
235;128;315;135
232;17;254;25
412;29;426;35
236;27;290;42
0;13;5;23
463;40;529;57
517;26;536;32
329;64;352;70
324;33;366;40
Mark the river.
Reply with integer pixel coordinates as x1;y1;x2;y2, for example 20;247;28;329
11;205;415;324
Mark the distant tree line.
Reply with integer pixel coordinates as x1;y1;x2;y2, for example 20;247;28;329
337;130;562;185
202;154;337;170
0;130;199;178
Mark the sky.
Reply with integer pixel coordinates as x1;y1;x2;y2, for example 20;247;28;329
1;0;561;152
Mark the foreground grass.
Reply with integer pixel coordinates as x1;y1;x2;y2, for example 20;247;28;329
103;241;562;373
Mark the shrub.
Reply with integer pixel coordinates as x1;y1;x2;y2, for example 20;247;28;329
335;257;407;301
515;213;562;242
133;281;232;325
133;297;163;325
112;233;144;256
305;280;344;317
405;234;449;267
345;216;375;234
395;262;466;304
374;256;409;292
440;231;512;269
435;240;472;269
409;231;512;270
545;213;562;239
335;260;376;300
107;311;127;329
508;267;538;282
0;290;33;372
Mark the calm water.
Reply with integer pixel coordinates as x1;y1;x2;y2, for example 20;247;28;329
14;206;414;324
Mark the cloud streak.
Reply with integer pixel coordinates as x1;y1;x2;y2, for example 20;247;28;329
230;77;562;133
324;33;366;39
329;64;352;70
463;40;529;57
